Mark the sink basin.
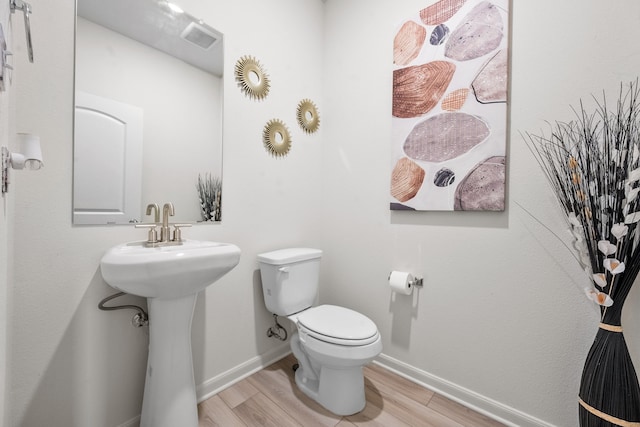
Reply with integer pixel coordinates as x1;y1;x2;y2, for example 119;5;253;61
100;239;241;298
99;239;241;427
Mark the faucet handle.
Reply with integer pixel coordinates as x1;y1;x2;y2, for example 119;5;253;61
172;223;192;242
135;223;159;244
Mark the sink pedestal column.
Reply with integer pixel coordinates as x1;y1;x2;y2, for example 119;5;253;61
140;293;198;427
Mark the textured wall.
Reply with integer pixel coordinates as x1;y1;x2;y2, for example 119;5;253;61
320;1;640;426
6;0;640;427
8;0;324;426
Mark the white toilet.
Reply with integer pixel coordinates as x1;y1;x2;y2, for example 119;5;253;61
257;248;382;416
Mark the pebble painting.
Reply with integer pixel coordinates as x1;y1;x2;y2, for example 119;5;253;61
391;0;509;211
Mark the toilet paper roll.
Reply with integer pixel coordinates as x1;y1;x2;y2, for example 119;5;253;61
389;271;413;295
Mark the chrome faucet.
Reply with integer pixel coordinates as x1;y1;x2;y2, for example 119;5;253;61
160;202;175;242
145;203;160;223
136;202;191;246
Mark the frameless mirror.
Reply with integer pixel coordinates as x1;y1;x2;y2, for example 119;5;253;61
74;0;224;224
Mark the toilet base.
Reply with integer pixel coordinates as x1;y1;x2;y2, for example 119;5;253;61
288;330;379;416
295;364;366;416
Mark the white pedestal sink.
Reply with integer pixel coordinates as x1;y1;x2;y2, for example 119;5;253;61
100;240;241;427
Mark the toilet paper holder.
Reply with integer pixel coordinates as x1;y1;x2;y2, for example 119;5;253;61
388;272;423;288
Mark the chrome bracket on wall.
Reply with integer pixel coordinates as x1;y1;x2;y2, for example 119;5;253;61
10;0;33;63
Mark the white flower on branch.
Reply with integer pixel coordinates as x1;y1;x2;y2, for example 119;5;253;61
611;223;629;240
603;258;625;275
586;289;614;307
598;240;617;256
592;273;607;288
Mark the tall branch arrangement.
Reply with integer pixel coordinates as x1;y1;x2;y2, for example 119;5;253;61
526;82;640;313
525;81;640;426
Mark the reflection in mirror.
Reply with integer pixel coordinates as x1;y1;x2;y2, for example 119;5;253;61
74;0;223;224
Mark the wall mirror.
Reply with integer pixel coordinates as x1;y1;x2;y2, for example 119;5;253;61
74;0;224;224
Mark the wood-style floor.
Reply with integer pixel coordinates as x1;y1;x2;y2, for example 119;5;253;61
197;354;507;427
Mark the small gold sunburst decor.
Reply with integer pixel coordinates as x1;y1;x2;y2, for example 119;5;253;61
235;55;270;100
263;119;291;157
296;99;320;133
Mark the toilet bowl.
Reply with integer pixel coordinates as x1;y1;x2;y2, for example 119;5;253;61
257;248;383;416
288;304;382;415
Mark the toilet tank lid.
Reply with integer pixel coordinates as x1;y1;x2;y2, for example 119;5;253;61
257;248;322;265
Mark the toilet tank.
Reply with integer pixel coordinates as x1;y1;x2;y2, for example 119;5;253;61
257;248;322;316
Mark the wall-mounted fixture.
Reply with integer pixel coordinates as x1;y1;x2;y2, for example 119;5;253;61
10;0;34;63
263;119;291;157
296;99;320;134
235;55;270;100
1;133;43;194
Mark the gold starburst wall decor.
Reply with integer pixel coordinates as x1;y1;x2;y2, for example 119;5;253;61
296;99;320;133
234;55;270;100
263;119;291;157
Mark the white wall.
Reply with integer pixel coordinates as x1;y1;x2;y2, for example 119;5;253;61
320;1;640;427
5;1;640;427
8;0;324;426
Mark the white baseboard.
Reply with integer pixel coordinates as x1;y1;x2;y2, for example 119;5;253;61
196;344;292;403
120;347;554;427
374;353;556;427
117;415;140;427
115;344;291;427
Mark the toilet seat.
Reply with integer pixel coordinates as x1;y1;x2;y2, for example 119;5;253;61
296;305;379;346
